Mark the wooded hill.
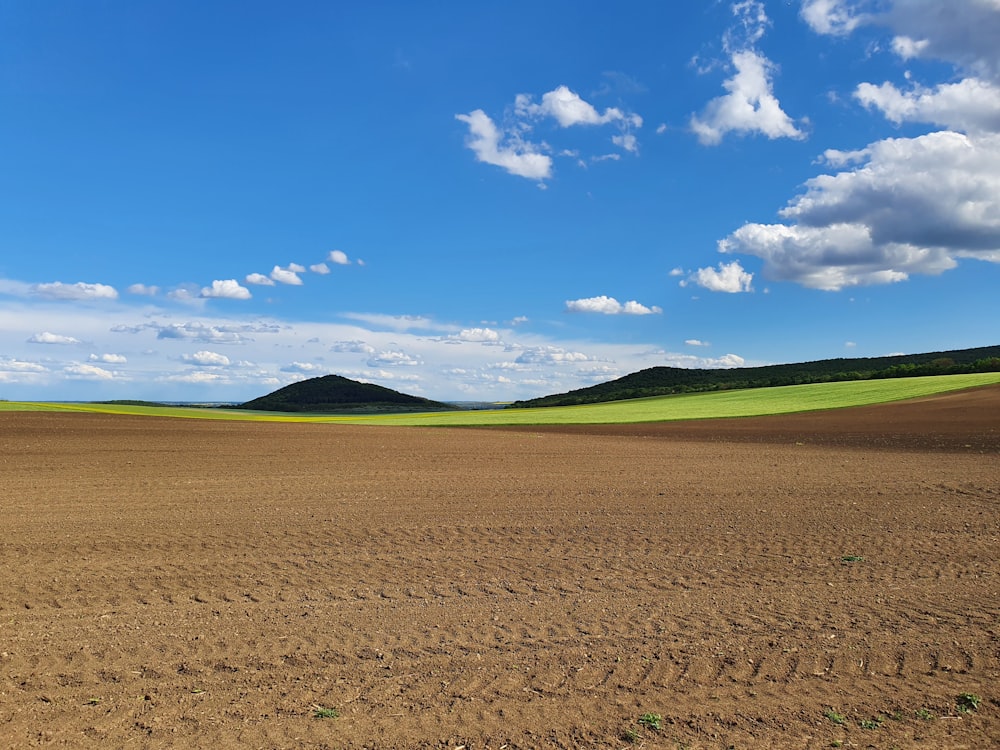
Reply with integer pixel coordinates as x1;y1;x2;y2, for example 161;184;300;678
235;374;450;413
509;345;1000;409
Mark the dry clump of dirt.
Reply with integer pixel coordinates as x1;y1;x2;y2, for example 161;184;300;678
1;386;998;749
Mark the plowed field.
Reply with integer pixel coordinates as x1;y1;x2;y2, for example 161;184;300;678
2;386;998;748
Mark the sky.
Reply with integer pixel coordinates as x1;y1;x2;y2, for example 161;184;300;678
1;0;998;403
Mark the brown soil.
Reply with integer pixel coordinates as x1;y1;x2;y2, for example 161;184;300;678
2;386;998;749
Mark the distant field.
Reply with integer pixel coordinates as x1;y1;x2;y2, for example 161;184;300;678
2;372;998;425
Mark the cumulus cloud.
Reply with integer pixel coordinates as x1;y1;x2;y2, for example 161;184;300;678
33;281;118;301
685;339;711;347
720;131;1000;289
245;273;275;286
683;260;755;293
0;358;47;382
182;350;231;366
28;331;82;345
89;353;127;364
691;49;805;145
200;279;251;300
270;265;304;285
515;85;640;128
455;109;553;181
717;2;1000;291
565;295;662;314
281;361;324;373
854;77;1000;133
329;250;351;265
111;321;279;342
882;0;1000;80
64;363;116;380
803;1;1000;81
368;350;421;367
310;263;330;274
515;346;597;365
451;327;503;343
457;84;642;180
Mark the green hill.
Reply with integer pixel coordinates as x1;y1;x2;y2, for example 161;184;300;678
510;345;1000;408
235;374;450;413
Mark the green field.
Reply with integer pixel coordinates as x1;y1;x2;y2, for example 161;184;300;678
2;372;998;426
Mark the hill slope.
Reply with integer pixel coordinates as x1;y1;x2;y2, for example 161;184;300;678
510;345;1000;408
235;374;450;413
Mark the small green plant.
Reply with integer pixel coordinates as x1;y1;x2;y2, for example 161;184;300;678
859;715;884;729
831;741;844;748
85;697;101;706
638;712;663;731
824;708;846;725
841;555;864;562
621;726;641;743
312;705;340;719
956;693;981;713
915;707;935;720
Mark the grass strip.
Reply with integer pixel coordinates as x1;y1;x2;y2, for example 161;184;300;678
1;372;997;426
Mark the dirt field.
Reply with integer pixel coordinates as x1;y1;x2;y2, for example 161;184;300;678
2;387;998;749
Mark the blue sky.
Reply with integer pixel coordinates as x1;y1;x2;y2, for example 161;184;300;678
2;0;998;403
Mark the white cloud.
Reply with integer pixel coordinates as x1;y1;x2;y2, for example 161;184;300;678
883;0;1000;81
515;346;597;365
458;85;642;180
726;1;996;290
0;358;47;376
685;339;711;347
612;134;639;153
0;278;33;297
328;250;351;265
565;295;662;315
855;77;1000;133
719;131;1000;290
368;350;421;367
166;285;202;303
331;340;376;354
800;0;868;36
64;363;116;380
455;109;553;181
341;313;438;332
451;327;503;343
200;279;252;300
310;263;330;274
89;353;127;364
121;321;261;344
270;265;304;285
803;1;1000;81
33;281;118;301
685;260;754;293
288;263;306;273
245;273;275;286
515;85;634;128
127;283;159;296
281;361;324;373
28;331;82;344
726;0;771;48
691;50;805;145
182;350;231;366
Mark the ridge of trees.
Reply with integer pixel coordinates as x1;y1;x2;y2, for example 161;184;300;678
509;345;1000;409
235;374;450;413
